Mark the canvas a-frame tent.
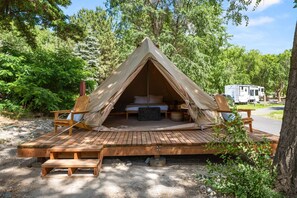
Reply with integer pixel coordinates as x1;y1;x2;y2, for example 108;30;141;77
84;37;219;128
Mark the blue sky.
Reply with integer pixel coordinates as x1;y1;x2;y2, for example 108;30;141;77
63;0;296;55
227;0;297;54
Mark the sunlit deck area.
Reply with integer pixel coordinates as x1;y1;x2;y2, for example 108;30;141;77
17;127;279;158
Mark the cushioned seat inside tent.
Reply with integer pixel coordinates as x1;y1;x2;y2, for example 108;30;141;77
83;37;219;129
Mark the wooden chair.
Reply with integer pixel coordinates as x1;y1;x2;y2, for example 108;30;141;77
214;94;254;132
51;95;91;135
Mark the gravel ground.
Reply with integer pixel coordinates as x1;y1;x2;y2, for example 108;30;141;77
0;116;227;198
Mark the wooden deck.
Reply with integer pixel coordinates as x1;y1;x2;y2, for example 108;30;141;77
17;128;279;158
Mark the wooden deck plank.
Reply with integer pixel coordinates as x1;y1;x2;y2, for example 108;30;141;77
38;132;74;147
18;127;279;158
145;131;152;145
201;129;218;142
21;131;55;145
193;130;210;142
141;132;147;145
149;132;157;145
136;131;142;145
127;132;133;145
194;130;210;143
160;131;171;144
171;132;183;144
167;131;180;144
132;131;137;145
98;131;111;144
180;131;195;144
152;132;159;144
109;132;119;145
53;130;86;147
121;131;129;145
189;130;207;143
156;131;167;144
180;131;196;144
66;130;94;147
112;132;121;145
164;132;174;144
116;131;125;145
79;131;99;145
176;131;192;145
102;131;114;145
91;131;104;145
73;130;94;142
122;132;128;145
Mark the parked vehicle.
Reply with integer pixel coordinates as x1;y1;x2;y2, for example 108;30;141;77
258;86;265;100
224;84;265;103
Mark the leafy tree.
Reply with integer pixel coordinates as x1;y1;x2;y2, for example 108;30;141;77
106;0;228;90
0;33;90;113
71;8;119;85
74;36;101;83
274;50;290;100
209;46;246;93
0;21;96;113
0;0;84;47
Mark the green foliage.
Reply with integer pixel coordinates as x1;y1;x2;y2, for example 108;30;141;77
0;99;27;118
0;0;84;48
74;36;101;84
206;110;282;197
0;0;291;116
71;8;119;86
106;0;229;89
209;46;290;96
0;44;90;114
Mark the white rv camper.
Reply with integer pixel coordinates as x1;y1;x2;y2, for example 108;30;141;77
224;85;265;103
249;85;261;102
258;86;265;100
225;85;250;103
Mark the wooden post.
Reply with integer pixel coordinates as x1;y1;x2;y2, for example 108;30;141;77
80;81;86;96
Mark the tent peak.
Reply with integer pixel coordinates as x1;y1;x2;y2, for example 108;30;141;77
139;37;159;49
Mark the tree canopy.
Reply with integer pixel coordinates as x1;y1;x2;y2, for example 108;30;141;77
0;0;84;47
0;0;291;113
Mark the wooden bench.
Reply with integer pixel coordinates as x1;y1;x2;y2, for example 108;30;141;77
41;145;104;177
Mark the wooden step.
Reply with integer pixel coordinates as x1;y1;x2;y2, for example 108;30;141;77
41;159;100;176
42;159;100;168
50;145;103;152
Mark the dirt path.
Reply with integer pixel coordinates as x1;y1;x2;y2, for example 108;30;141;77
0;116;223;198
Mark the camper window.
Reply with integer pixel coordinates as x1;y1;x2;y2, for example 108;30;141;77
255;90;259;96
250;90;254;96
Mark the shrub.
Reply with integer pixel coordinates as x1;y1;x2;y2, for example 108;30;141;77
0;48;92;114
206;110;283;198
0;99;27;118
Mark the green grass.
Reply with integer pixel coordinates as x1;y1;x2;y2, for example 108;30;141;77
236;103;283;110
266;110;284;120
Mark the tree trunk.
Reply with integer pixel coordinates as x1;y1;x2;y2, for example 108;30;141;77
273;22;297;196
276;90;281;102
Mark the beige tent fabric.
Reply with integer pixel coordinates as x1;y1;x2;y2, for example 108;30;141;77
84;37;218;127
